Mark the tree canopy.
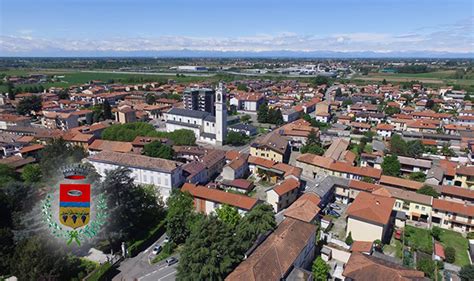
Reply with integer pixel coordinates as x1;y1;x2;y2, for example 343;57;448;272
226;131;250;146
16;95;42;115
21;163;42;183
312;256;329;281
381;155;401;176
417;185;440;198
257;103;283;125
216;204;241;228
166;190;196;244
39;138;87;180
235;203;276;252
142;140;174;159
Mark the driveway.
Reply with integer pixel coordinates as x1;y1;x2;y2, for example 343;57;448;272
112;234;174;281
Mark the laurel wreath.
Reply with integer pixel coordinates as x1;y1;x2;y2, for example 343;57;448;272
41;193;108;246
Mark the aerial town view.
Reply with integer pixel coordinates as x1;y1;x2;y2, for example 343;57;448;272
0;0;473;280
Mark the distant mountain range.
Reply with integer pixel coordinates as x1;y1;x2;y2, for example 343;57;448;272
2;49;473;58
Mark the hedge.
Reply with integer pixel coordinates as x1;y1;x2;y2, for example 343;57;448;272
84;262;112;281
127;220;166;257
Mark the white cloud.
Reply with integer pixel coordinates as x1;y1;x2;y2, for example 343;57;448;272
1;18;473;54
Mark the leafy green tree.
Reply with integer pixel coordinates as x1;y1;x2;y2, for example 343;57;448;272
307;128;319;145
257;103;269;123
216;204;241;228
235;204;276;252
431;226;441;241
16;95;42;115
459;264;474;281
300;144;325;155
166;190;195;244
57;89;69;100
409;171;426;182
10;236;93;280
39;138;86;180
0;227;14;273
103;99;113;120
0;164;17;186
441;143;456;157
390;134;407;156
385;106;401;116
21;163;42;183
177;216;242;280
445;246;456;263
345;232;354;245
335;87;343;97
226;131;249;146
417;185;440;198
267;108;283;125
237;84;248;91
312;256;329;281
168;129;196;146
145;93;157;105
142;141;174;159
99;168;164;248
342;99;353;107
416;258;436;279
406;140;425;158
381;155;401;176
314;76;329;86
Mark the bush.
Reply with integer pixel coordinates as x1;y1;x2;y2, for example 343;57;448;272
445;246;456;263
84;262;112;281
417;258;436;279
431;226;441;241
467;232;474;239
345;232;354;246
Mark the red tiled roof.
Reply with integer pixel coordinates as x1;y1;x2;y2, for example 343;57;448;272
433;198;474;217
434;242;445;259
19;144;44;154
273;178;300;196
351;241;373;253
441;185;474;200
349;180;382;192
284;193;321;223
88;139;133;153
380;175;423;191
347;192;395;225
182;183;258;211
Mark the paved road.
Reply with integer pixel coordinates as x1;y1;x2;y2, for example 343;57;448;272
112;234;170;281
139;259;178;281
325;85;339;102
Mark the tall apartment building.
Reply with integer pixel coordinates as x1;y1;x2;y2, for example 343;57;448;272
183;88;215;115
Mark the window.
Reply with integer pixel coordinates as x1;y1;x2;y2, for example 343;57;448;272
194;121;196;124
415;205;419;209
212;124;215;127
421;206;425;211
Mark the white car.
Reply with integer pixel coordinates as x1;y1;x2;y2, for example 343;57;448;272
163;236;170;244
152;245;162;255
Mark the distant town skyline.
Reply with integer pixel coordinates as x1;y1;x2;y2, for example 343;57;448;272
1;0;473;56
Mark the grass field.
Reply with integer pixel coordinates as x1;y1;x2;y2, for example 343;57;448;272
354;70;474;88
438;228;470;267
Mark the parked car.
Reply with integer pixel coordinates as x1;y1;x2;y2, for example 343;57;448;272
163;235;170;244
152;245;162;255
166;257;178;266
327;210;341;218
330;203;341;210
394;229;403;240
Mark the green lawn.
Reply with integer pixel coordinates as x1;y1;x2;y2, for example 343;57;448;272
438;228;470;267
404;225;433;254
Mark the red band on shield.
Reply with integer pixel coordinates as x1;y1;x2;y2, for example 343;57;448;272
60;184;90;203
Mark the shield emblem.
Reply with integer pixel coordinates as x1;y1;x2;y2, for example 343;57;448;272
59;183;90;229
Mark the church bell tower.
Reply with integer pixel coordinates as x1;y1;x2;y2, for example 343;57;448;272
215;82;227;145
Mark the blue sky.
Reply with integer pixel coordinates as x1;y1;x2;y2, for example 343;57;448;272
1;0;473;55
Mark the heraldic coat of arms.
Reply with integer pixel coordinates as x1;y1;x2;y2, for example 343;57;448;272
42;164;107;246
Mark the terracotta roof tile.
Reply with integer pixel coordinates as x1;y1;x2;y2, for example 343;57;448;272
182;183;258;210
273;178;300;196
346;192;395;225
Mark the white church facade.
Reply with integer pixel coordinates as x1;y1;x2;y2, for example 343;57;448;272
165;83;227;145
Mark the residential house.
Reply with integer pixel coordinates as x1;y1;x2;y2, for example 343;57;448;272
376;123;394;139
454;166;474;189
226;217;317;281
250;133;290;163
228;123;257;136
379;175;423;191
229;92;265;112
266;178;300;212
182;183;258;215
440;185;474;204
88;139;133;154
115;106;137;124
346;192;395;243
431;198;474;233
87;151;184;201
182;161;208;184
221;154;249;181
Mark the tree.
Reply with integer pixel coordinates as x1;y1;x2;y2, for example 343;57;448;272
103;99;113;120
145;93;156;105
235;204;276;252
216;204;241;228
0;164;17;186
409;171;426;182
441;143;456;157
385;106;401;116
9;236;91;281
267;108;283;125
335;87;343;97
406;140;424;158
240;114;251;124
99;168;164;247
431;226;441;241
416;258;436;279
0;227;14;273
345;232;354;245
257;103;269;123
307;128;319;145
445;246;456;263
417;185;440;198
142;141;174;159
16;95;42;115
342;99;353;107
168;129;196;146
226;131;249;146
39;138;86;180
21;163;42;183
177;216;242;280
459;264;474;281
382;79;388;85
237;84;248;91
57;89;69;100
381;155;401;176
426;99;435;109
390;134;407;156
300;144;325;155
312;256;329;281
314;76;329;86
166;190;195;244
